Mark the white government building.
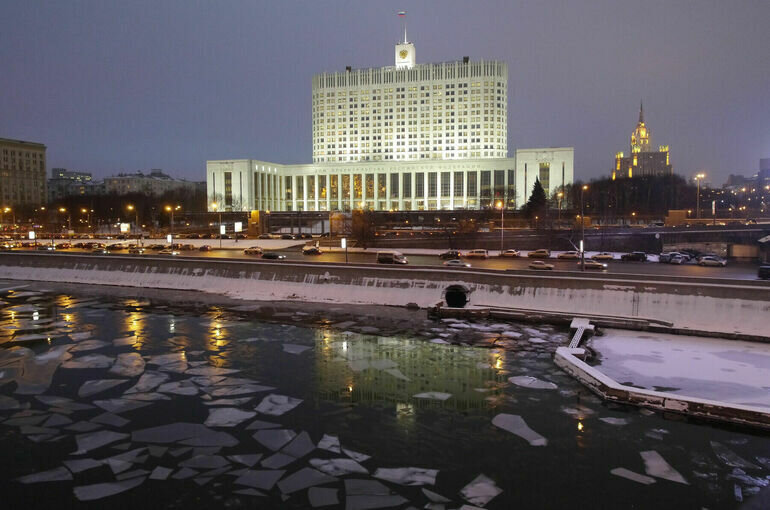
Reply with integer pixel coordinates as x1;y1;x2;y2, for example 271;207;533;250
207;33;573;213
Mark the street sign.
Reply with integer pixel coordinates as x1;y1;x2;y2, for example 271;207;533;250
220;225;226;235
234;222;242;233
120;223;130;233
28;231;35;240
341;238;346;249
166;234;172;243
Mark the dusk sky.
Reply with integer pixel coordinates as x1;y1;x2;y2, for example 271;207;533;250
2;0;768;185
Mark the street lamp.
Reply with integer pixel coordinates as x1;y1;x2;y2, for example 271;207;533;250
211;202;222;248
126;204;140;239
165;205;181;240
496;200;504;254
580;185;588;271
695;173;705;219
556;192;563;222
1;206;12;227
59;207;72;233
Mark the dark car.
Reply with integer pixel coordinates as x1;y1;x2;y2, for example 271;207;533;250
758;266;770;280
299;233;312;239
261;252;286;260
236;234;248;239
258;234;272;239
187;233;201;239
280;234;296;240
439;249;462;260
620;251;647;262
37;244;56;251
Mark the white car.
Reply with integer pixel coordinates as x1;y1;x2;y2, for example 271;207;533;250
581;260;608;270
591;252;614;261
444;259;471;268
669;255;685;265
558;251;580;259
500;249;520;257
529;260;554;270
464;249;489;259
698;256;726;267
158;249;179;256
244;246;263;255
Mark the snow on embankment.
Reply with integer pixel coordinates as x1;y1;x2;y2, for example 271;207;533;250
0;253;768;337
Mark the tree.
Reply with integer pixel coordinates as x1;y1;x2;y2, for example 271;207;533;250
522;178;547;219
351;209;375;248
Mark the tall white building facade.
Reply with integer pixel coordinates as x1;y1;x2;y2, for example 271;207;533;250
207;36;573;212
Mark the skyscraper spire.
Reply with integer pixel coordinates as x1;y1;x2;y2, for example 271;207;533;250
639;100;644;124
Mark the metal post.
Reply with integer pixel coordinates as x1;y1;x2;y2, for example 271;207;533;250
500;205;504;253
219;212;223;249
581;186;586;271
696;178;701;219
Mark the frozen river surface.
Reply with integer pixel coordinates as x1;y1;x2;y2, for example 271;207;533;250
0;285;769;509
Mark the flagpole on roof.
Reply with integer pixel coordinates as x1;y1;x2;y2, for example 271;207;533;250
398;11;407;43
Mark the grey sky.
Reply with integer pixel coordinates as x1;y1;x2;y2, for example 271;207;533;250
1;0;768;185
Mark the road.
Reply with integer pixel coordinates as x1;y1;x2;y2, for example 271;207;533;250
10;245;764;280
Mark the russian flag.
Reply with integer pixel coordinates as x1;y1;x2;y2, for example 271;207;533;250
397;11;406;17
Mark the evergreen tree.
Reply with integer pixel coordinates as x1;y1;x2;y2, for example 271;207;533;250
523;178;547;219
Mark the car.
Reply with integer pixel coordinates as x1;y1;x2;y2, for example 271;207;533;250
439;249;462;260
299;233;312;239
658;252;673;263
319;232;330;238
199;245;212;251
258;234;272;239
758;266;770;280
244;246;263;255
128;247;145;254
261;252;286;260
0;243;14;251
581;260;607;270
620;251;647;262
465;249;489;259
280;234;296;240
187;233;201;239
669;255;685;265
158;249;179;256
92;248;110;255
376;251;409;264
58;242;72;249
302;245;323;255
148;244;165;250
591;252;614;261
698;256;727;267
443;259;471;268
236;234;248;240
529;260;554;270
527;249;551;258
558;251;580;259
500;249;520;258
37;244;56;251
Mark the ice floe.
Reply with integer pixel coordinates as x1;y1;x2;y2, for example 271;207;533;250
373;466;437;485
78;379;128;398
73;476;146;501
460;474;502;507
109;352;145;377
317;434;341;453
492;414;547;446
131;422;238;447
277;467;338;494
255;394;302;416
61;354;114;369
125;371;169;394
308;486;339;507
17;466;73;483
610;467;656;485
310;458;368;476
234;469;285;490
710;441;759;470
253;429;296;451
204;407;256;427
74;430;130;454
413;392;452;401
639;450;688;484
599;417;629;426
282;343;312;354
508;375;557;390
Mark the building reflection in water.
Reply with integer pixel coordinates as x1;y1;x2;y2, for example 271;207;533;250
314;330;507;412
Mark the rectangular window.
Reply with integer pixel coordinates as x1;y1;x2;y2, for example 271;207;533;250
415;172;424;198
318;175;327;199
468;172;477;196
539;163;550;195
428;172;437;198
507;169;515;207
440;172;450;197
330;175;339;200
343;174;351;204
494;169;505;199
454;171;464;197
480;170;491;198
353;174;362;199
224;172;233;207
297;175;304;199
403;173;412;198
390;173;399;199
365;174;374;199
377;174;386;199
307;175;316;198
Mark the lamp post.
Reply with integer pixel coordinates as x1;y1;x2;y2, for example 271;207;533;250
59;207;71;234
126;204;140;241
695;173;705;219
556;192;563;223
1;207;11;228
165;205;180;242
580;185;588;271
211;202;222;248
496;200;504;254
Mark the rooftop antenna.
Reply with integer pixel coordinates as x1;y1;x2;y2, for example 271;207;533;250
398;11;407;43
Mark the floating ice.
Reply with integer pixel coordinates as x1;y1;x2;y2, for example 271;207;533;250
246;419;280;430
204;408;256;427
36;395;93;411
147;353;188;373
492;414;547;446
460;474;502;507
17;466;72;483
204;397;254;406
43;414;73;427
157;380;199;396
281;431;315;459
310;458;368;476
413;392;452;401
93;398;153;414
344;479;407;509
113;336;138;347
261;452;296;469
234;469;285;490
132;422;239;447
74;430;130;454
308;487;339;507
109;353;145;377
255;394;303;416
508;376;557;390
149;466;173;480
599;417;629;426
317;434;341;453
342;448;371;463
277;467;338;494
180;455;230;469
63;458;102;474
124;371;169;394
209;384;274;397
282;343;312;355
422;488;451;503
640;451;689;484
122;392;169;402
66;421;102;433
61;354;114;369
78;379;128;398
0;395;21;410
374;467;437;486
610;467;656;485
253;429;296;451
185;366;240;376
710;441;759;470
228;454;263;467
69;340;110;352
171;468;198;479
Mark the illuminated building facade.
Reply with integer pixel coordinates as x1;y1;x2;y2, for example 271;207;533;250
612;102;672;179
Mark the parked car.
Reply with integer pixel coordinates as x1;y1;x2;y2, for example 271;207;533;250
128;247;145;254
258;234;272;239
376;251;408;264
244;246;263;255
180;244;196;251
465;249;489;259
581;260;608;270
302;245;323;255
620;251;647;262
758;266;770;280
558;251;580;259
108;243;127;250
299;233;312;239
0;243;14;251
444;259;471;268
158;249;179;256
500;249;520;257
439;249;462;260
262;252;286;260
199;245;212;252
529;260;554;270
37;244;56;251
186;233;201;239
669;255;685;265
58;242;72;249
527;249;551;258
591;252;614;261
698;256;727;267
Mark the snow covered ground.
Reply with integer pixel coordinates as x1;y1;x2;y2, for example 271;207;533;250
589;329;770;409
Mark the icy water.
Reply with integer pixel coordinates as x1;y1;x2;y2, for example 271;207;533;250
0;287;769;509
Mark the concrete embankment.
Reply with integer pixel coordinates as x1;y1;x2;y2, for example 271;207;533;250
0;252;768;338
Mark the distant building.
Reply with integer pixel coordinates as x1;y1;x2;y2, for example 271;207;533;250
0;137;47;207
103;169;202;196
612;103;672;179
48;168;95;201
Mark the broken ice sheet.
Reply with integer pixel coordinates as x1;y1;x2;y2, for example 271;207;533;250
78;379;128;398
710;441;759;470
310;458;368;476
109;352;145;377
208;384;274;397
460;474;502;507
610;467;656;485
63;458;103;474
74;430;129;454
93;398;153;414
640;450;689;484
124;371;170;394
342;448;371;463
17;466;73;483
308;487;339;507
149;466;173;480
277;467;338;494
157;380;199;396
132;422;238;447
234;469;285;490
185;366;240;376
61;354;114;369
413;392;452;401
204;397;254;406
255;394;303;416
599;417;629;426
422;488;451;503
317;434;341;453
204;407;256;427
253;429;296;451
246;419;280;430
228;454;263;467
261;452;296;469
508;375;557;390
281;431;315;459
73;476;146;501
282;343;312;354
492;414;547;446
69;340;110;352
180;455;230;469
374;467;437;486
91;413;130;428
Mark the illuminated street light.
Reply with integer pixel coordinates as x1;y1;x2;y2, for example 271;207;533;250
496;200;504;253
694;173;706;219
580;185;588;271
